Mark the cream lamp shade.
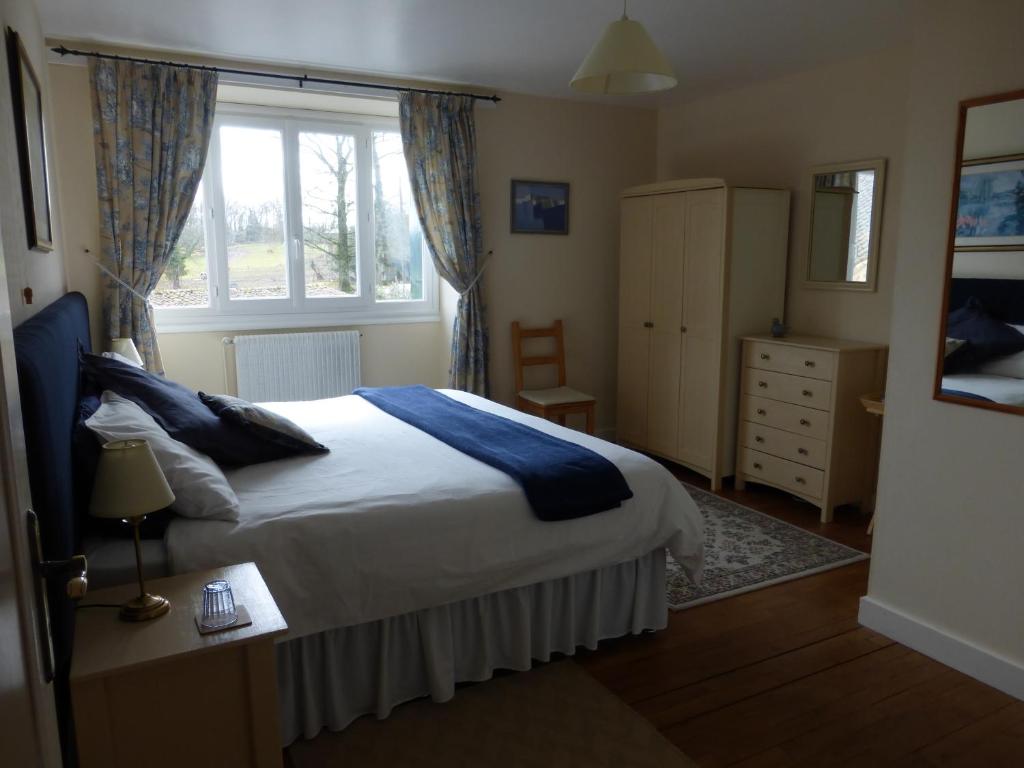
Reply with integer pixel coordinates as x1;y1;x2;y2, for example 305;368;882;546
109;337;144;366
570;14;677;95
89;439;175;520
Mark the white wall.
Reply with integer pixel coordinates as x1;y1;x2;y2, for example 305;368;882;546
657;48;910;344
866;0;1024;681
1;0;66;324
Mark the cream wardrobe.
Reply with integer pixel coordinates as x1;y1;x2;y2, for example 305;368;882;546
616;179;790;490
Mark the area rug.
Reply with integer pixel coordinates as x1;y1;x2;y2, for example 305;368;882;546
286;661;696;768
667;483;869;610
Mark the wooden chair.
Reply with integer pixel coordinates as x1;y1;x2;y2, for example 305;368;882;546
511;319;596;434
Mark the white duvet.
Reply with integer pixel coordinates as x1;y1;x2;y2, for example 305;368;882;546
166;389;704;639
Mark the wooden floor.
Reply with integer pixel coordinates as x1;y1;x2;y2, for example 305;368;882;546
577;467;1024;767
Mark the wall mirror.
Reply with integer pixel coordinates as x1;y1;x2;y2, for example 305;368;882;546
934;88;1024;415
805;158;886;291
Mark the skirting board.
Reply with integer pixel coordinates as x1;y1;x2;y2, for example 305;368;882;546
859;596;1024;701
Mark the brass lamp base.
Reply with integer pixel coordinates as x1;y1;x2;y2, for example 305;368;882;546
119;592;170;622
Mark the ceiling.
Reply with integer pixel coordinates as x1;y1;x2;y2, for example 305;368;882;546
38;0;913;105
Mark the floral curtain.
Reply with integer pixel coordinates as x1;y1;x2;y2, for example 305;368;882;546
399;92;489;397
89;59;217;372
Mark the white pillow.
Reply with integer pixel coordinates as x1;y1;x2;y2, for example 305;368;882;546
101;351;144;368
85;391;240;521
977;324;1024;379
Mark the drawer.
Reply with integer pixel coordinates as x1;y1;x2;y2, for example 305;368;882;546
741;394;829;441
744;368;832;411
740;420;827;470
744;341;836;381
740;448;824;499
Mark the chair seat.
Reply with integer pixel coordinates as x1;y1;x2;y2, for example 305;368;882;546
518;386;595;407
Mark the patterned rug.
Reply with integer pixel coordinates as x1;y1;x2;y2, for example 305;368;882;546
287;661;696;767
667;483;869;610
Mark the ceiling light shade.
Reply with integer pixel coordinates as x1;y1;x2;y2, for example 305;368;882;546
570;15;677;95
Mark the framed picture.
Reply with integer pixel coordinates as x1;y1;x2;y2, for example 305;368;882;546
6;27;52;252
954;158;1024;251
510;180;569;235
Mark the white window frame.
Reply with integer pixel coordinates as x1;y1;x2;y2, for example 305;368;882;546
155;103;438;333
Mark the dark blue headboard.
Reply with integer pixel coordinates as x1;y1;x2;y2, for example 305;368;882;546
949;277;1024;324
12;290;91;748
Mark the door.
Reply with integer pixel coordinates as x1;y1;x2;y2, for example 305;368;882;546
677;189;726;470
0;234;63;766
616;196;653;446
646;193;686;457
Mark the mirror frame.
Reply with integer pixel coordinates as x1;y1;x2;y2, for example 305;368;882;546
803;157;887;292
933;87;1024;416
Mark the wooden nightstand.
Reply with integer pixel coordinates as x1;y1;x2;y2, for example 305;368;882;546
71;562;288;768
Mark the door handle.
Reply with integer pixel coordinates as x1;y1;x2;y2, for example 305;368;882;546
27;509;88;683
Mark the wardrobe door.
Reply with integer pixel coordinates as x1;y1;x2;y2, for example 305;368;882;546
677;188;726;470
616;196;653;447
646;193;687;457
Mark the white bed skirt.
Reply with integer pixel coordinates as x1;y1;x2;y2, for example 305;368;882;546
276;548;667;744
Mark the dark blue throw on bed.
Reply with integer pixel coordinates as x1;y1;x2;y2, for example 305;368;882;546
354;385;633;521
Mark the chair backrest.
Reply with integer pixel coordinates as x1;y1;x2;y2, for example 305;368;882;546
511;319;566;393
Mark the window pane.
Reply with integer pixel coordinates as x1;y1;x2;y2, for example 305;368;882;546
298;132;358;297
372;131;424;301
220;125;288;300
151;184;209;308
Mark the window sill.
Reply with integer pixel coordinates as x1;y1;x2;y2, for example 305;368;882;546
155;310;442;335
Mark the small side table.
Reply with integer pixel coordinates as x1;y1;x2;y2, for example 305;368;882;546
71;562;288;768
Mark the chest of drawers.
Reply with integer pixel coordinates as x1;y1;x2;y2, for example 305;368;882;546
735;335;887;522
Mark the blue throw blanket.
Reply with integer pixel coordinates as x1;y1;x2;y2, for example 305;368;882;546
354;385;633;521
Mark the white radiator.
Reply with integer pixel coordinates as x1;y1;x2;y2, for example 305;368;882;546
230;331;361;402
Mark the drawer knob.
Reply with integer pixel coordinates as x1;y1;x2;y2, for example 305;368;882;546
643;321;653;328
760;352;770;360
797;447;809;456
758;381;768;388
754;435;764;443
799;418;811;426
756;408;767;416
802;389;813;397
795;476;806;484
804;360;815;368
753;462;763;470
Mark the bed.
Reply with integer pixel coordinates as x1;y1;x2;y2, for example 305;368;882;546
14;292;704;746
941;277;1024;404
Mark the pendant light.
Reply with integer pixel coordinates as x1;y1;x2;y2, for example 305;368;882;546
570;1;677;95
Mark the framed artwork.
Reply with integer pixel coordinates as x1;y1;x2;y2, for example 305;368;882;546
954;158;1024;251
6;27;52;252
510;179;569;235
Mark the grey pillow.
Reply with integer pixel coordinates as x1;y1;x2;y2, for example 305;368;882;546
199;393;329;457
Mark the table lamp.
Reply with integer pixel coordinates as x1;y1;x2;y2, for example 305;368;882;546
89;439;175;621
109;337;144;366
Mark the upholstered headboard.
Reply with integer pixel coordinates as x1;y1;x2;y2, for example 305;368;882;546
949;277;1024;325
12;291;91;712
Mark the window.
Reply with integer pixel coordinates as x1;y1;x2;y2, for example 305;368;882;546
153;104;437;332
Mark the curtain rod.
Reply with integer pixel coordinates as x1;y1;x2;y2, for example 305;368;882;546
51;45;502;103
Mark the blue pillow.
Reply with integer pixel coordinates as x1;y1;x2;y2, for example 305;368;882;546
79;352;296;466
945;297;1024;372
199;394;329;456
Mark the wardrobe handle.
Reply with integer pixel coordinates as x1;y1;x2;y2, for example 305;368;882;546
643;321;653;328
799;418;811;426
680;325;687;333
804;360;815;368
753;462;763;470
756;408;767;416
797;447;809;456
754;436;764;444
795;476;806;485
760;352;770;360
757;381;768;388
802;389;813;397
